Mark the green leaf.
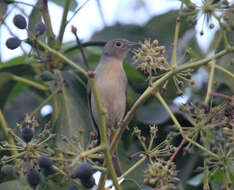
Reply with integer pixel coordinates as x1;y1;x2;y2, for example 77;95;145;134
0;72;14;108
136;102;178;125
187;173;204;186
215;53;234;92
211;168;234;183
39;179;69;190
52;70;93;148
181;0;190;7
0;179;25;190
124;62;146;84
49;0;78;12
0;55;27;70
120;179;142;190
0;56;36;108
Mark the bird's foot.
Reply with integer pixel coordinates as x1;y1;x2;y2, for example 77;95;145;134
118;120;129;130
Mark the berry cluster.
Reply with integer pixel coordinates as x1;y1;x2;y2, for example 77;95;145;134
132;39;169;86
144;161;179;189
72;162;96;189
0;116;57;189
37;155;56;178
132;39;194;95
26;156;55;189
26;168;41;189
6;14;46;50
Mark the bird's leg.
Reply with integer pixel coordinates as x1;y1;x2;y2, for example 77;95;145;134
117;120;129;130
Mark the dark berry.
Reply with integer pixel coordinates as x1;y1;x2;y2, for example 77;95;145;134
80;176;95;188
68;184;79;190
6;37;21;50
21;128;33;143
26;169;41;189
37;155;53;169
13;14;27;29
34;22;46;35
73;162;94;179
42;166;56;177
40;72;53;81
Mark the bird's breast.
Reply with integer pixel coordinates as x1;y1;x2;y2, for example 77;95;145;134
94;63;127;129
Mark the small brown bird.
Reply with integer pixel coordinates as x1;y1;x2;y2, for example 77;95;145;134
88;39;137;176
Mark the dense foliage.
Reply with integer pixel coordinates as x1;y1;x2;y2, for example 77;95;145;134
0;0;233;190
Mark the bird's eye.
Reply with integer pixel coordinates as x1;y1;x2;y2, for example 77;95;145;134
114;41;123;48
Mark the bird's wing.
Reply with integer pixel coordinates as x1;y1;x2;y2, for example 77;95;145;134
87;80;100;143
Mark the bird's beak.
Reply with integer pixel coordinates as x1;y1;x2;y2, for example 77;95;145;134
127;41;139;48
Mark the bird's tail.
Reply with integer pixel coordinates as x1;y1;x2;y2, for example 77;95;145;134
110;129;122;177
112;151;122;177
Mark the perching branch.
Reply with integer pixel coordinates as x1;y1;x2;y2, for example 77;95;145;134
89;72;122;190
110;47;229;156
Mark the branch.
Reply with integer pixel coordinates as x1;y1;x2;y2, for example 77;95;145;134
110;48;229;155
11;74;49;91
210;92;234;101
71;26;90;70
171;2;184;67
29;85;62;118
0;110;17;156
67;0;91;24
223;30;231;50
57;0;71;47
204;60;216;105
215;64;234;79
89;73;121;190
39;0;55;46
36;40;87;78
154;92;219;159
167;138;186;167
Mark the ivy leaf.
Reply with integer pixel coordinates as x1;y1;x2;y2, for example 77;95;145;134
49;0;78;12
52;70;93;148
120;179;142;190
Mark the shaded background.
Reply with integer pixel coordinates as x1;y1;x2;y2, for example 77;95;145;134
0;0;233;190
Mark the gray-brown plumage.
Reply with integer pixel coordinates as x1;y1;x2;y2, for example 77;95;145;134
88;39;137;176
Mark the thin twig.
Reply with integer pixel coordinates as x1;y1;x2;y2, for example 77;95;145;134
96;0;106;26
67;0;91;24
155;92;219;159
204;60;216;105
39;0;55;46
210;92;234;101
0;110;17;157
109;48;229;156
12;74;49;91
167;138;186;167
171;2;184;67
36;39;87;77
57;0;71;47
215;64;234;79
71;26;90;70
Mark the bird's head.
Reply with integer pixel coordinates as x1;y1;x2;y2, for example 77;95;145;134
101;39;138;61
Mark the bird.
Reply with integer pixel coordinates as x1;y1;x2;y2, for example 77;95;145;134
88;38;138;176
